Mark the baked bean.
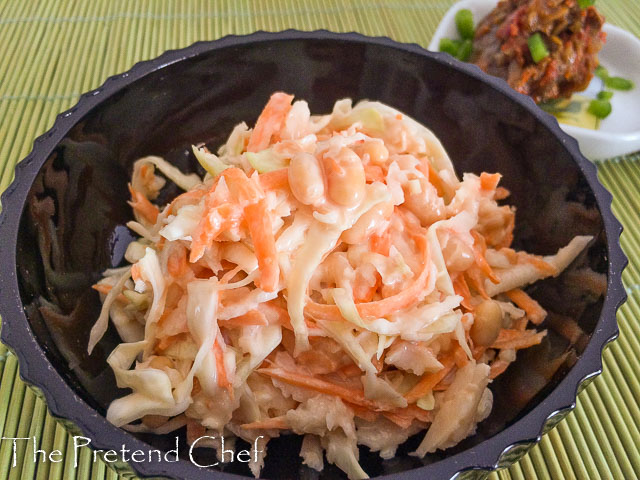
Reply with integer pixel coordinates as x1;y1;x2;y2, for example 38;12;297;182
470;299;503;347
288;152;325;205
326;148;365;207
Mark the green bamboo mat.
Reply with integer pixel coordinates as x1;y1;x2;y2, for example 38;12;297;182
0;1;639;479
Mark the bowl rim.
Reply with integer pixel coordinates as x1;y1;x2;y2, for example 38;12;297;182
0;29;627;480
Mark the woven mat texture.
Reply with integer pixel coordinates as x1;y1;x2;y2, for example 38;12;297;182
0;1;639;479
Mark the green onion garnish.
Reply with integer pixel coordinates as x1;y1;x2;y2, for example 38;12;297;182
439;38;462;57
604;76;635;91
455;9;475;40
457;39;473;61
588;99;612;119
595;65;609;80
528;33;549;63
578;0;595;8
596;91;613;100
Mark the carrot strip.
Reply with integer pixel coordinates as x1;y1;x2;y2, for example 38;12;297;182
452;273;473;311
128;185;159;224
245;198;280;292
518;252;558;276
91;284;128;303
368;229;391;256
167;245;188;277
426;161;446;198
220;167;264;204
247;92;294;153
480;172;502;191
259;168;289;191
214;338;234;398
169;188;206;214
364;164;385;183
494;186;510;200
505;288;547;325
471;230;500;284
489;359;511;379
258;366;378;409
338;363;363;377
241;417;288;430
405;355;455;404
464;267;490;300
491;329;547;350
383;404;433;428
348;404;379;422
306;237;430;321
189;202;243;263
220;309;269;327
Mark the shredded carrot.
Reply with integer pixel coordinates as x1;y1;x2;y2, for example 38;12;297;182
247;92;294;153
489;359;511;379
131;263;141;282
452;273;473;310
480;172;502;191
241;416;288;430
306;237;430;321
214;338;233;398
91;284;128;303
92;283;112;295
338;363;363;377
168;188;206;214
505;288;547;325
471;230;500;284
259;168;289;191
426;161;446;198
220;167;264;204
220;309;269;327
364;164;385;183
453;344;470;369
465;267;490;300
259;366;379;409
128;184;159;224
518;252;558;276
368;228;391;256
348;404;379;422
405;355;455;404
190;202;243;263
499;247;519;264
245;198;279;292
494;186;510;200
491;328;547;350
167;245;188;278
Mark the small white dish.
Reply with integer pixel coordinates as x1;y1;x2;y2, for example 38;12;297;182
429;0;640;160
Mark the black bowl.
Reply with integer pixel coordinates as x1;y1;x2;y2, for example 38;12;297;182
0;31;626;480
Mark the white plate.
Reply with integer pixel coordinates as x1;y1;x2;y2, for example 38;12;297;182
429;0;640;160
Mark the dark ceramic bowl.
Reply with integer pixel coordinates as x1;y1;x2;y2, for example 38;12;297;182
0;31;626;480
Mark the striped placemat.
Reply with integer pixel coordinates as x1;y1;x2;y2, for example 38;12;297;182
0;1;639;479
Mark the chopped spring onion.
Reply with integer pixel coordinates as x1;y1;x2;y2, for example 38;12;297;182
439;38;462;57
455;9;475;40
578;0;595;8
605;76;635;91
596;91;613;101
595;65;609;80
457;39;473;62
527;33;549;64
588;99;612;119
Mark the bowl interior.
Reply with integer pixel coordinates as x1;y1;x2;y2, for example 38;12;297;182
15;36;607;479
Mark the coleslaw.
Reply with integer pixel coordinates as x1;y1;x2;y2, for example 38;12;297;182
89;93;591;478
